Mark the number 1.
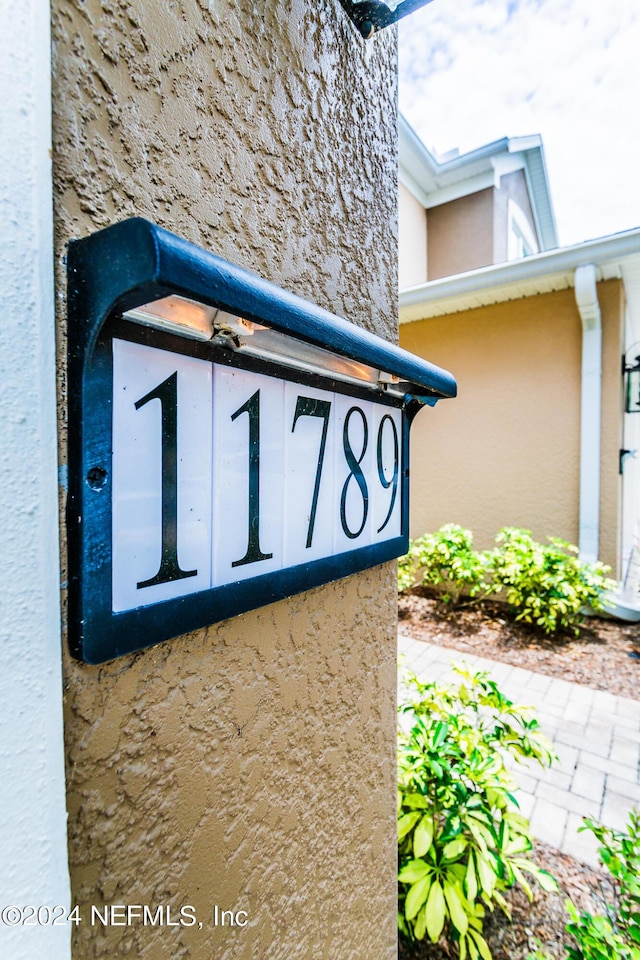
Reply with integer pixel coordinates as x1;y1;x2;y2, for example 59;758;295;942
134;371;197;589
231;389;273;567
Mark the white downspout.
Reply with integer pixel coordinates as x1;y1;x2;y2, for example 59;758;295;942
575;264;602;563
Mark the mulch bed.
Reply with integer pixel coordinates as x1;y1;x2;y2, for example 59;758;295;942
398;840;613;960
397;589;638;959
399;588;640;701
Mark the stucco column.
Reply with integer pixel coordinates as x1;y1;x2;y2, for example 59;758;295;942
51;2;399;958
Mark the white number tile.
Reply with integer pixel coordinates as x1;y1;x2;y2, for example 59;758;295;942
282;382;335;567
112;340;404;613
332;395;374;555
112;340;213;613
370;404;402;542
211;367;284;586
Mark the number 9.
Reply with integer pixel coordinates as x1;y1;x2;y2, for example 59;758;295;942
376;414;399;533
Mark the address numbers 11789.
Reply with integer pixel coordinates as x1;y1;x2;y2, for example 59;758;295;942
111;339;403;613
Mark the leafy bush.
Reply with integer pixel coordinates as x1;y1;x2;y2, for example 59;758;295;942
399;524;491;604
398;663;558;960
527;808;640;960
398;544;420;594
488;528;615;636
565;809;640;960
398;524;615;636
564;907;639;960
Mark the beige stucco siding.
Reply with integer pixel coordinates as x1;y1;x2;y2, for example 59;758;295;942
598;280;625;574
427;189;494;280
400;281;624;571
399;182;428;287
52;2;398;958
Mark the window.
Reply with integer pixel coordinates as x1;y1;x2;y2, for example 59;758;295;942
507;198;539;260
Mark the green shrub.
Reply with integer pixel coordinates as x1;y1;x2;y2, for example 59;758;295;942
398;524;491;604
398;544;420;594
565;808;640;960
488;528;615;636
398;524;615;636
527;809;640;960
398;663;558;960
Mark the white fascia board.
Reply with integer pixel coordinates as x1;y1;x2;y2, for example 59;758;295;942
492;151;528;179
505;134;545;153
423;170;497;208
431;137;511;171
398;115;439;203
398;167;432;210
399;114;506;206
399;165;496;209
521;148;558;251
400;226;640;324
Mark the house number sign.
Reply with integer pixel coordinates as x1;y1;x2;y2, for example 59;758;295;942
112;338;402;614
67;219;456;663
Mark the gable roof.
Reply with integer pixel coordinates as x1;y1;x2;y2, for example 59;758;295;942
399;113;558;252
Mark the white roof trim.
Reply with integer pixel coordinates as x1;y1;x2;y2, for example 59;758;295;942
399;113;558;251
399;225;640;346
422;171;497;209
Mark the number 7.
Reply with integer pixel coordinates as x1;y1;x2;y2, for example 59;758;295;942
292;396;331;548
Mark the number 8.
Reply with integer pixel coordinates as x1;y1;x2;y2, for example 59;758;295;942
340;406;369;539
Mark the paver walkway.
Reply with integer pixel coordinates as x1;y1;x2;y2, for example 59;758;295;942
399;631;640;867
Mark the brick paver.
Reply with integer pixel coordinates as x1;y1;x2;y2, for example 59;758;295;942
398;631;640;867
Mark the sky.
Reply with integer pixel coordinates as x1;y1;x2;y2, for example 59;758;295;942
398;0;640;247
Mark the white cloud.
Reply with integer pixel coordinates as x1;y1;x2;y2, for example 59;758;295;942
399;0;640;245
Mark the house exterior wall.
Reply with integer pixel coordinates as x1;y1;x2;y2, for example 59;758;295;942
399;280;624;572
399;181;428;287
599;280;625;575
51;3;399;959
426;189;495;279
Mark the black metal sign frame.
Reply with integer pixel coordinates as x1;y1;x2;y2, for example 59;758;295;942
67;219;456;664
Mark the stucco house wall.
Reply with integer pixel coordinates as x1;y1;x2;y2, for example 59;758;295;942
598;280;625;573
426;189;495;280
400;280;624;572
51;3;399;958
400;167;545;288
399;181;428;288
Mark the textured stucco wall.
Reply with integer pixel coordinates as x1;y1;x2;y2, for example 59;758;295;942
399;182;428;287
51;2;398;958
426;189;494;279
399;282;624;571
0;1;70;958
598;280;625;575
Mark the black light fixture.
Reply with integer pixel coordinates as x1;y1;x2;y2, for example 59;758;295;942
339;0;435;38
623;345;640;414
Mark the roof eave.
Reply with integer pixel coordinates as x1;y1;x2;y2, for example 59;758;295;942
399;226;640;324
